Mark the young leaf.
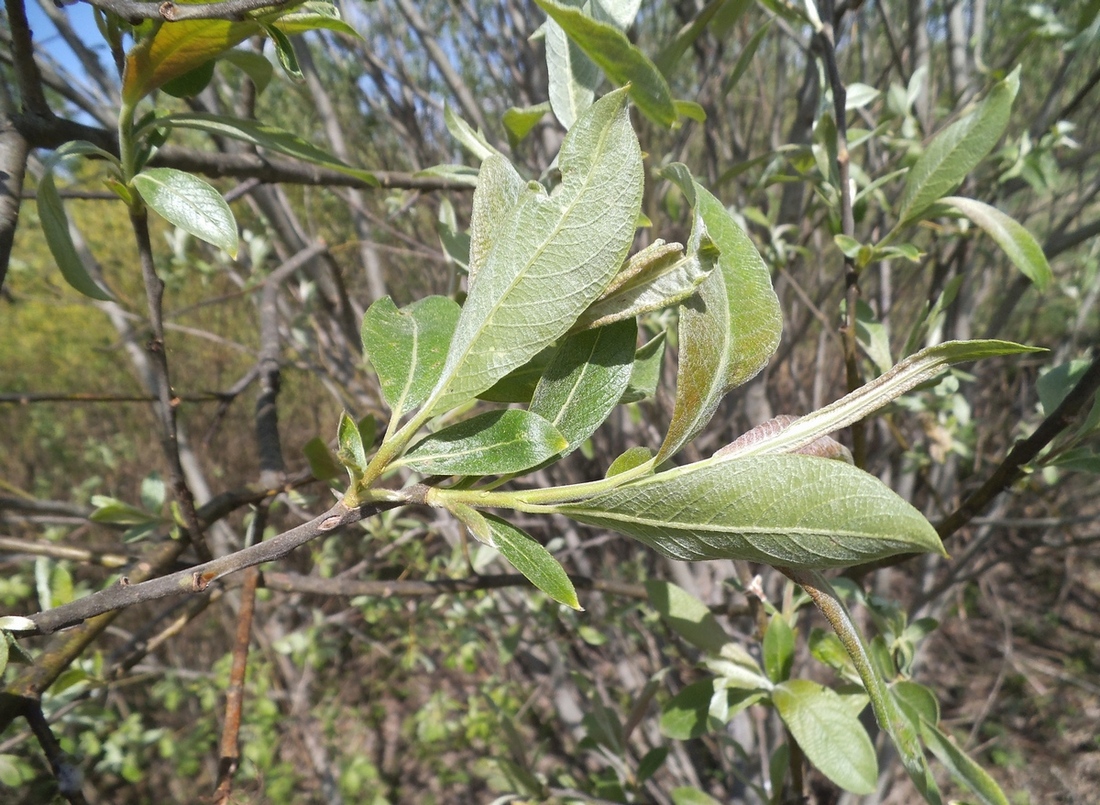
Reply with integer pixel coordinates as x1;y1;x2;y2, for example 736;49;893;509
657;180;782;461
721;21;772;98
763;615;795;683
35;172;113;300
772;679;878;794
502;102;552;149
444;102;500;161
537;0;677;127
398;410;567;476
262;22;303;80
545;16;598;129
941;196;1052;290
644;580;730;653
920;720;1010;805
716;340;1044;460
660;680;717;739
559;455;945;569
485;514;581;609
620;331;667;403
361;295;461;420
606;446;654;477
530;319;638;455
303;436;342;481
898;67;1020;224
468;155;526;287
337;411;367;473
424;89;643;416
131;168;238;257
147;113;378;186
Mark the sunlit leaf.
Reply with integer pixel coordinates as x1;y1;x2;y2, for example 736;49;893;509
502;102;552;149
941;196;1052;290
772;679;877;794
560;455;945;569
485;514;581;609
468;155;525;287
131;168;238;256
424;89;642;416
545;14;598;129
898;67;1020;224
645;580;730;653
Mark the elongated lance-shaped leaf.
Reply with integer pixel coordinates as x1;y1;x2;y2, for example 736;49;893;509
485;514;581;609
941;196;1052;290
444;102;501;161
545;12;599;130
397;410;567;476
898;67;1020;225
361;295;460;422
709;340;1043;462
36;172;113;301
772;680;878;794
571;234;719;333
537;0;677;127
530;318;638;455
132;168;238;257
145;113;378;186
468;155;525;287
502;102;552;149
556;455;945;569
919;719;1010;805
620;331;666;404
424;89;643;417
657;180;782;462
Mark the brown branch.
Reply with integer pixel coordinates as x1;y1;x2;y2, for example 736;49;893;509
213;565;259;803
0;391;228;404
83;0;300;22
0;535;132;568
11;502;375;637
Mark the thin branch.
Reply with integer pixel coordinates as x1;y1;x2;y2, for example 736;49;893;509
0;391;228;404
0;535;131;568
83;0;299;22
213;563;259;803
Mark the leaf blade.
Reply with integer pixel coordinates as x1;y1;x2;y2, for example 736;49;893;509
131;168;238;256
399;410;567;476
941;196;1052;290
485;514;581;610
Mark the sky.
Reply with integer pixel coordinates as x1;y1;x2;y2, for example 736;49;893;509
23;1;110;85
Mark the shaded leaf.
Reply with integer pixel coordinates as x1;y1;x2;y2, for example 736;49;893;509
424;89;642;416
942;196;1052;290
361;296;461;419
399;410;567;476
606;446;654;477
485;514;581;609
303;437;342;481
660;680;715;739
620;331;666;403
530;319;638;454
772;679;877;794
655;0;734;76
220;49;274;94
545;12;598;129
657;179;782;461
132;168;238;256
35;172;113;300
898;68;1020;224
763;615;794;682
160;59;215;98
477;348;556;404
721;20;771;98
560;455;945;569
537;0;677;127
645;580;730;653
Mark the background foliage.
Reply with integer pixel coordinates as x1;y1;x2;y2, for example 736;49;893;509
1;0;1099;803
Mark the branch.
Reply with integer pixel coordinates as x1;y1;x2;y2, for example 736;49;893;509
12;501;379;636
83;0;300;22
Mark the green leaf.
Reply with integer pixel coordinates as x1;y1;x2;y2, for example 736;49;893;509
140;473;166;512
220;49;274;94
657;180;782;461
530;319;638;455
645;580;730;653
477;348;556;404
655;0;735;76
705;643;771;691
89;496;156;526
468;155;526;287
763;615;795;682
361;296;461;419
444;102;500;161
561;455;945;569
720;340;1044;459
636;746;668;784
920;721;1010;805
670;787;722;805
721;20;771;97
424;89;643;416
262;22;303;80
606;446;654;477
660;680;716;739
502;102;551;149
398;410;567;476
147;113;378;186
545;13;598;130
160;59;215;98
337;411;367;473
898;67;1020;224
772;679;878;794
485;514;581;609
941;196;1052;290
620;331;666;403
536;0;678;127
855;299;893;374
892;679;940;725
35;172;113;300
131;168;238;257
303;437;342;481
572;234;719;332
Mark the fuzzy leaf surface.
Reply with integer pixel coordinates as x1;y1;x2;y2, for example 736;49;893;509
425;89;642;416
772;679;878;794
559;455;945;569
399;410;567;476
361;296;460;419
942;196;1052;290
530;319;638;454
468;155;526;286
658;181;781;461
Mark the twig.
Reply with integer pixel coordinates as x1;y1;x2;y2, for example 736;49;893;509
0;535;131;568
84;0;299;22
213;565;259;803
